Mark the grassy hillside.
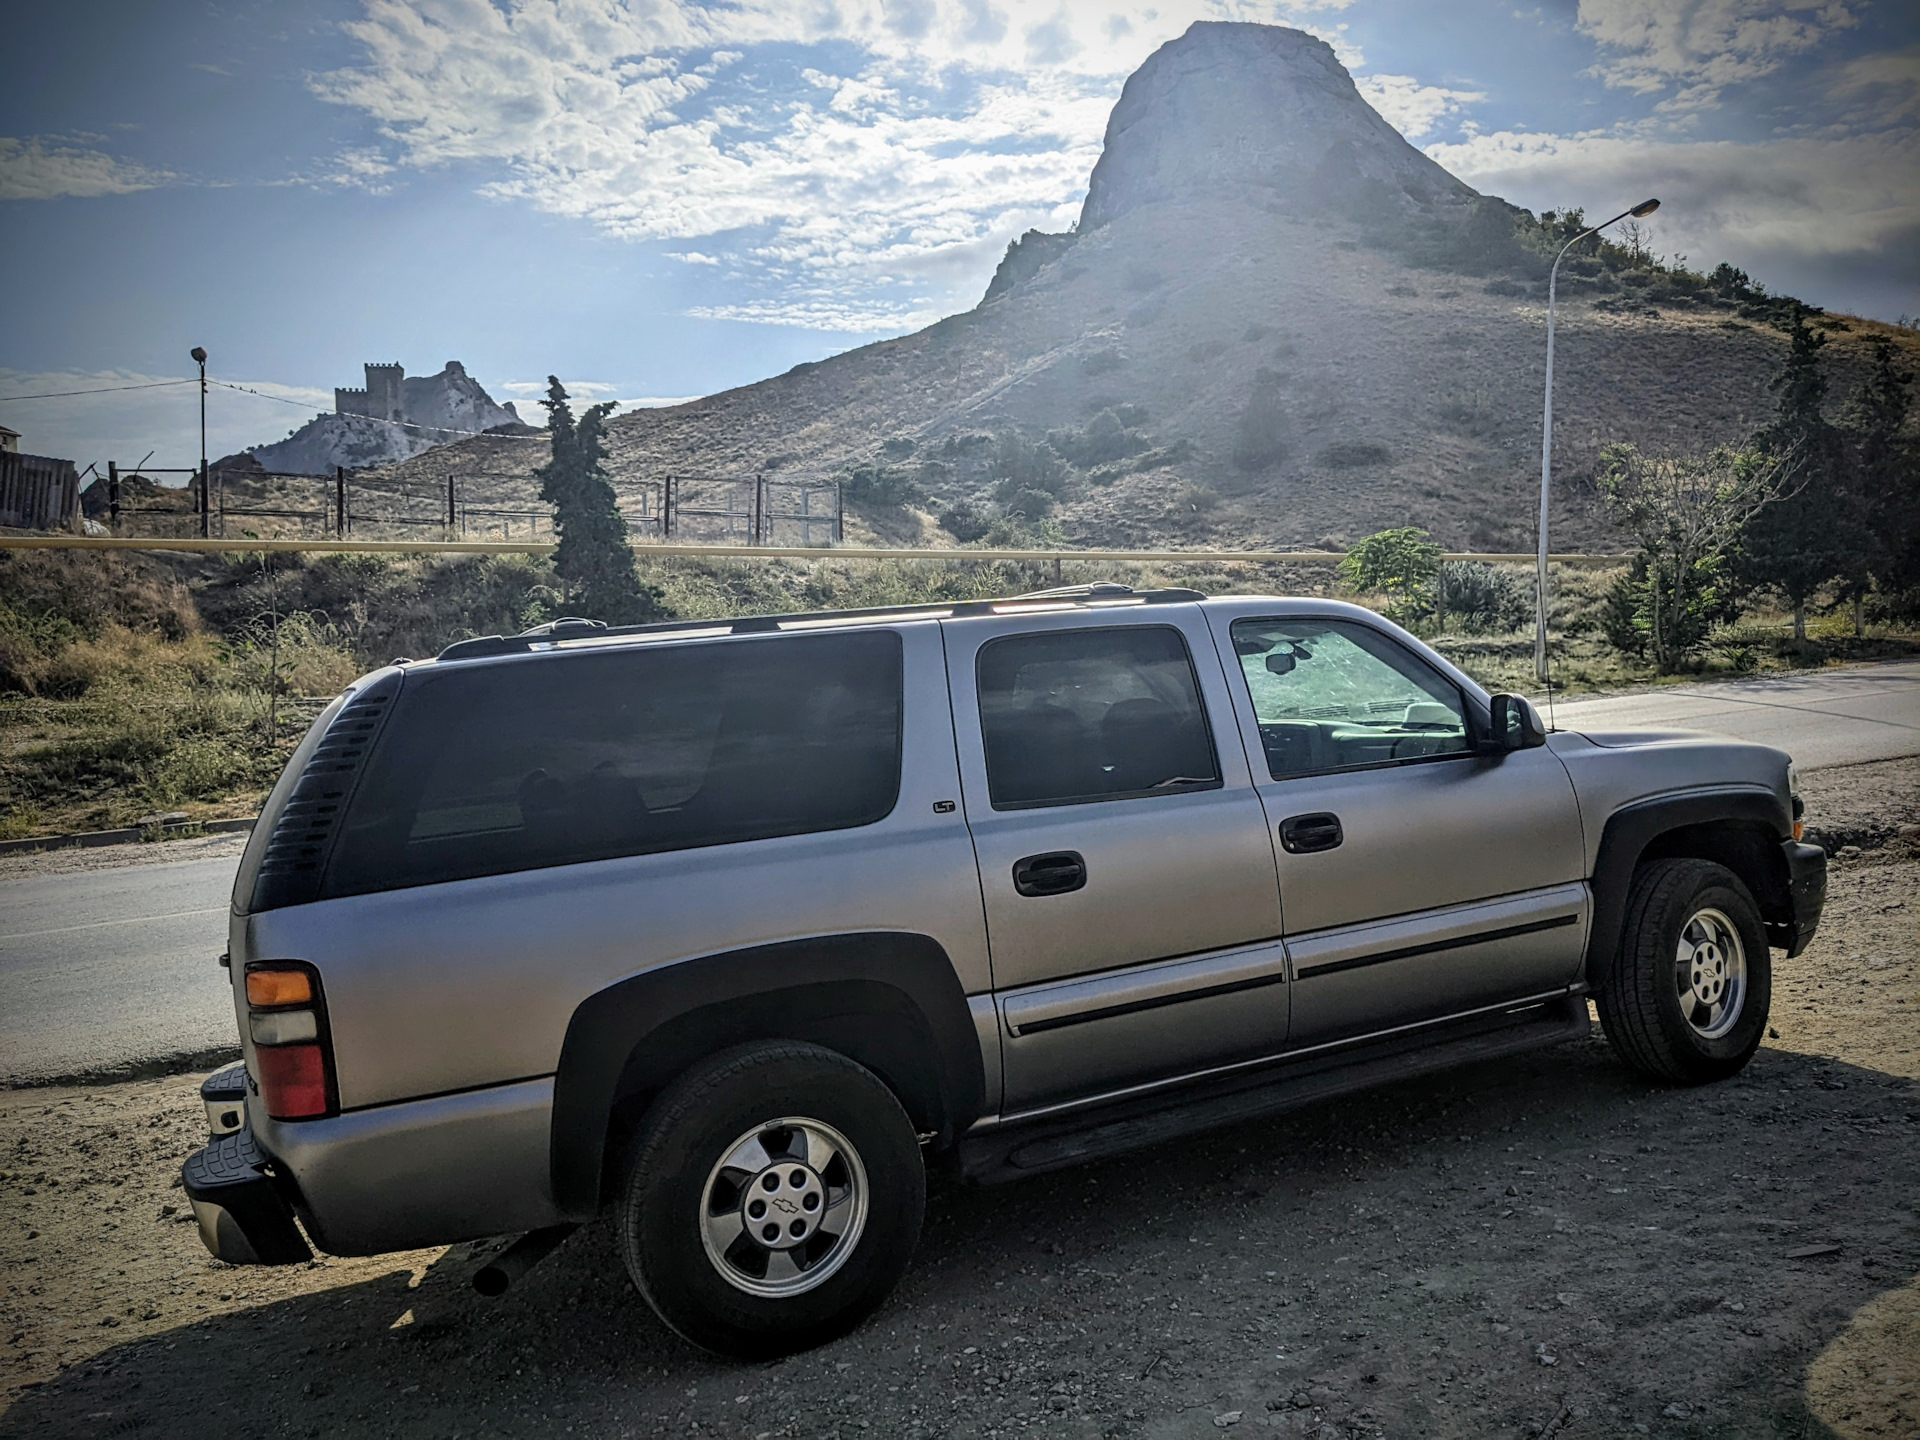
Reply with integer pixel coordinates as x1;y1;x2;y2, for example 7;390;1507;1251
343;198;1918;559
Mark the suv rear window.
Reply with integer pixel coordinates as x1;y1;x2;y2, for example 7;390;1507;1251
322;630;903;897
976;625;1220;809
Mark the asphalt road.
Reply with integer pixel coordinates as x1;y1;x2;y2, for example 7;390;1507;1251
0;854;238;1085
1;661;1914;1087
1550;657;1920;769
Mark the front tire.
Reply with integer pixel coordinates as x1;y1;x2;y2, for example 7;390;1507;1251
618;1041;925;1359
1597;858;1771;1084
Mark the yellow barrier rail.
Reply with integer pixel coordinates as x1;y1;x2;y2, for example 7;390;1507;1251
0;534;1630;566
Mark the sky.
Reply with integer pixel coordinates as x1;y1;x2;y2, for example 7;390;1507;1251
2;0;1915;475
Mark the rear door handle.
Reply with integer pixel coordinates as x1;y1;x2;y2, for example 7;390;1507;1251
1279;812;1343;854
1013;850;1087;897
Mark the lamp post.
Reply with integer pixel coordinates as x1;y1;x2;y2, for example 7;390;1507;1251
1533;198;1660;686
190;346;209;538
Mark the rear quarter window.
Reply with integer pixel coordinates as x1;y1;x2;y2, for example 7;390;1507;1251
322;630;903;898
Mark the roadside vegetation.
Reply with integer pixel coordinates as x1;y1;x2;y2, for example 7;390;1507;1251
2;314;1912;841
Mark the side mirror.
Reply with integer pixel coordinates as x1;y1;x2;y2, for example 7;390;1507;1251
1264;652;1295;676
1486;693;1547;752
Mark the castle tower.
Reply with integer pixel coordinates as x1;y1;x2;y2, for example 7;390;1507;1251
363;363;405;424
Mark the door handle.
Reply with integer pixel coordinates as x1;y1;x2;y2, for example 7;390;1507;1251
1012;850;1087;897
1279;812;1343;854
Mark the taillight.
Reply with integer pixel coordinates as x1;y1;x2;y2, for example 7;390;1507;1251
245;961;335;1120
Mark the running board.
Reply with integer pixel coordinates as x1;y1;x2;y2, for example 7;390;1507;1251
956;995;1590;1185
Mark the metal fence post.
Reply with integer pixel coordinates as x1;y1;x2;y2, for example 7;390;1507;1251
835;481;844;544
447;473;455;533
108;462;119;527
335;467;345;536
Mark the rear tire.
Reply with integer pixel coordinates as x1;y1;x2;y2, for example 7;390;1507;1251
1597;858;1771;1084
618;1041;924;1359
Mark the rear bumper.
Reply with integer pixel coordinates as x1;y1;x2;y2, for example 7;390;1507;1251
1776;840;1827;958
251;1076;563;1256
181;1127;311;1266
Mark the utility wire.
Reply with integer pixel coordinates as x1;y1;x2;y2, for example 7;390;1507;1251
1;375;548;445
0;378;195;402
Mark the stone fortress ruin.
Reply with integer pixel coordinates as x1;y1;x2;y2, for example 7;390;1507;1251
332;361;520;434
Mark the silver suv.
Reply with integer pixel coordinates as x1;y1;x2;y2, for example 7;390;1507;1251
182;585;1825;1356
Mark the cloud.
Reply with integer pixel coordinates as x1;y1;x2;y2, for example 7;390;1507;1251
1354;75;1484;140
686;298;947;332
1574;0;1859;109
1427;126;1919;312
1830;44;1920;126
313;1;1349;330
0;136;174;201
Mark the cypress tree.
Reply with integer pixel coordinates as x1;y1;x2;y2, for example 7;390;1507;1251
1731;307;1859;639
533;377;660;624
1845;335;1919;621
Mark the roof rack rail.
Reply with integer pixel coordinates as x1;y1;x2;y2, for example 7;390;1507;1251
433;583;1208;663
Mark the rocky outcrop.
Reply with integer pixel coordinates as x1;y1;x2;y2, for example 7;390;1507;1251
1078;22;1475;232
983;229;1079;304
249;362;523;475
399;361;520;434
249;413;444;476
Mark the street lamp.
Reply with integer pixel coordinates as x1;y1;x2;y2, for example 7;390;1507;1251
190;346;209;538
1533;197;1660;687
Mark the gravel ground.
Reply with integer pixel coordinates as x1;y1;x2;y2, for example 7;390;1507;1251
0;831;249;885
2;768;1915;1440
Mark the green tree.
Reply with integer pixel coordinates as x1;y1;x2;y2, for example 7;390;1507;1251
1731;308;1860;638
1598;444;1783;672
1340;527;1442;624
533;377;660;624
1842;335;1918;623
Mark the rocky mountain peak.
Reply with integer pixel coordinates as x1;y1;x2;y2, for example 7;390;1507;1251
1078;21;1475;232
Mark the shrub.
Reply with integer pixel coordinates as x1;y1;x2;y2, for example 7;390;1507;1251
1003;487;1057;521
1232;368;1292;472
989;434;1069;496
35;626;223;699
1319;442;1392;469
1435;390;1500;437
1052;409;1146;469
1434;562;1531;632
841;464;924;508
1080;347;1128;376
938;504;991;543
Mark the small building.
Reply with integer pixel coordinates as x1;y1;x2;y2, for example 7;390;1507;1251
0;449;81;531
0;424;19;454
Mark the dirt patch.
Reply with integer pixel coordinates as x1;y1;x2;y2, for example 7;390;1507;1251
1799;756;1920;856
0;830;248;885
3;817;1916;1438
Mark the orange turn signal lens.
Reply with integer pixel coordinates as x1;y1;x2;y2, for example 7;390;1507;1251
246;967;313;1008
1793;821;1805;841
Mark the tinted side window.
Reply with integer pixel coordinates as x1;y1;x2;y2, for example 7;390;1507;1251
1229;618;1470;778
977;625;1220;809
323;630;903;897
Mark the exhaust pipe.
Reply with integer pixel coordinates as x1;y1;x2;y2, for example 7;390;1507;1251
472;1223;578;1297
